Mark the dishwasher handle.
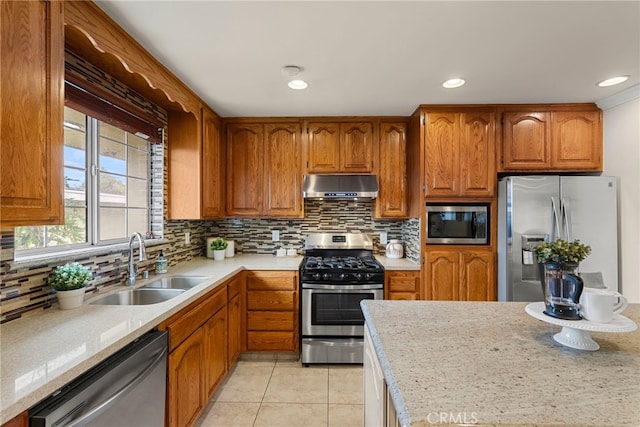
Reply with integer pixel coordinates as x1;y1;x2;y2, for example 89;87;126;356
65;344;168;427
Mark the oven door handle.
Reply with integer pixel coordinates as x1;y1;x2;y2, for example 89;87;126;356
301;283;383;290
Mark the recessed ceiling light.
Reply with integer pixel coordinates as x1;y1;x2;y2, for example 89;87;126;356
288;79;309;90
442;78;466;89
597;76;629;87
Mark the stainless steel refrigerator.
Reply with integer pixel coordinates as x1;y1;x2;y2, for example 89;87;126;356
498;175;618;302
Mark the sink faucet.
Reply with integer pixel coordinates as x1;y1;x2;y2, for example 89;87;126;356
128;232;147;285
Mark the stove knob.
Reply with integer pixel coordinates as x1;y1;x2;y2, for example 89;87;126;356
322;273;330;281
313;273;321;281
354;273;363;281
365;273;373;280
339;273;347;280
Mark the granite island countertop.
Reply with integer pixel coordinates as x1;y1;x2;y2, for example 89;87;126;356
361;300;640;426
0;255;302;423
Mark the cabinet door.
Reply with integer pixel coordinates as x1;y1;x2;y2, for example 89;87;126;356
377;122;408;218
202;108;226;218
425;113;459;197
204;307;227;400
502;112;551;170
1;0;64;228
551;111;602;170
228;292;242;366
1;412;27;427
460;112;495;196
459;251;495;301
226;123;263;216
167;328;205;427
264;123;303;217
340;122;374;172
425;251;459;300
305;122;340;173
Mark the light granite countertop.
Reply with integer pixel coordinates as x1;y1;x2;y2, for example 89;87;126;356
375;256;420;270
0;254;302;423
362;300;640;427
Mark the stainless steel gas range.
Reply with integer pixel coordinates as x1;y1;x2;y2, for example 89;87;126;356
300;233;384;365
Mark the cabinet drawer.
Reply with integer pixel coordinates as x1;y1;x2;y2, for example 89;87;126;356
247;290;296;311
247;331;297;352
162;286;227;351
247;311;295;331
386;273;419;292
247;271;297;290
227;275;242;299
387;292;418;301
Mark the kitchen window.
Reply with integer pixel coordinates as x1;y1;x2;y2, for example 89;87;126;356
15;105;160;255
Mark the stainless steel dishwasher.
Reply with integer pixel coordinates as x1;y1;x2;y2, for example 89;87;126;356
30;330;168;427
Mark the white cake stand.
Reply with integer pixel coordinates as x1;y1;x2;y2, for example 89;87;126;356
525;301;637;351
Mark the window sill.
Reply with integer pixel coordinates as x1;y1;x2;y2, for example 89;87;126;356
10;239;168;270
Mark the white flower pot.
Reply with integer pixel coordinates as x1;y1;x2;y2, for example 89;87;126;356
56;287;86;310
213;250;226;261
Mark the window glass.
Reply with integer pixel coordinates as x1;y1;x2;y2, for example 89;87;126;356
15;106;156;255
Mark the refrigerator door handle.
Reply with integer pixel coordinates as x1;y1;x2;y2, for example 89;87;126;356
551;197;561;241
561;197;572;241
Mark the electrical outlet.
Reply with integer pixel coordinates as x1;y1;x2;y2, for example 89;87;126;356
185;231;191;245
272;230;280;242
380;231;388;244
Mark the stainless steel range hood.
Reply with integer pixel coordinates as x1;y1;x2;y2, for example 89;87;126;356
302;174;379;199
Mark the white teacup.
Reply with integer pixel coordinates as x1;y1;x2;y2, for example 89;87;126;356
579;288;628;323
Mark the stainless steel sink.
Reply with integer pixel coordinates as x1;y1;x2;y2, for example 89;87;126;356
142;275;210;290
90;288;185;306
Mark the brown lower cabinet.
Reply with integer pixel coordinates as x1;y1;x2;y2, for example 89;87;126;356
227;273;244;366
1;412;27;427
425;249;496;301
160;283;229;427
385;270;421;300
246;271;298;352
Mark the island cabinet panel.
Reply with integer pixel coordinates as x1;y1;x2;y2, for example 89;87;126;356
226;121;303;218
385;270;420;300
425;249;495;301
424;110;495;197
160;285;229;427
376;121;409;218
500;107;602;172
1;0;64;228
246;271;299;352
304;121;374;173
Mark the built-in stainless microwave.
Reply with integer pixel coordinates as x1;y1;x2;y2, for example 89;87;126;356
426;204;489;245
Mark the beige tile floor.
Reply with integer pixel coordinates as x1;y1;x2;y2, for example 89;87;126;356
196;356;364;427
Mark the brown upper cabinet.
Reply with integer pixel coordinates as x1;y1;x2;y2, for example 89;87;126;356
424;110;496;198
500;107;602;172
376;121;409;218
168;106;225;220
1;0;65;229
226;121;303;218
304;121;374;173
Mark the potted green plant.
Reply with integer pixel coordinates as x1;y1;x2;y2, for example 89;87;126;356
49;262;93;309
210;238;228;261
532;239;592;265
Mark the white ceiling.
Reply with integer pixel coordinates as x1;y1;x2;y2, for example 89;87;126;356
96;1;640;117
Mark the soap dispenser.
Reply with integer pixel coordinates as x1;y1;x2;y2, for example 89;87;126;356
155;250;168;274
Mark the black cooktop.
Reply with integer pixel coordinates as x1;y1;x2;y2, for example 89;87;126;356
301;251;384;284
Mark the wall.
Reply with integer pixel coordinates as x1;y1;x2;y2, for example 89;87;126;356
209;200;418;260
601;89;640;302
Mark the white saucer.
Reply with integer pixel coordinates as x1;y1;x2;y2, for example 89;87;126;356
525;302;637;351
